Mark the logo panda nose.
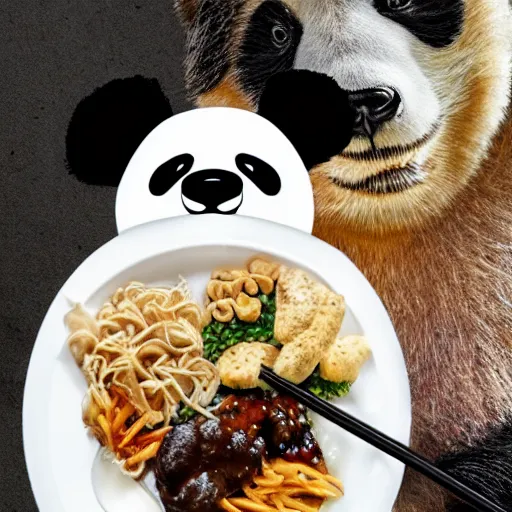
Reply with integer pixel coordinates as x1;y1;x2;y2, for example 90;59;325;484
181;169;243;215
348;87;402;137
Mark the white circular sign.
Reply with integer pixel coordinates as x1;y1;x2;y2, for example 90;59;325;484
116;107;315;234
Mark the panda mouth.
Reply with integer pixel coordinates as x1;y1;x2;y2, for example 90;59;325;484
330;162;427;194
341;123;440;163
330;124;439;194
181;192;244;214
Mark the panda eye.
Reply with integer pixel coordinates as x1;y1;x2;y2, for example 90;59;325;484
386;0;411;10
272;25;289;47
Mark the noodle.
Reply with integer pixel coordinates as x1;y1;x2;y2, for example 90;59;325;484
65;279;220;477
220;459;344;512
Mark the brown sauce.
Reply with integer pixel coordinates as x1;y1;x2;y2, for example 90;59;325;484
155;391;323;512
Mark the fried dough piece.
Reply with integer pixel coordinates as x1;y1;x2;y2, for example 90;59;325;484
320;335;372;384
217;342;280;389
246;256;281;281
207;292;262;323
274;267;328;344
274;292;345;384
65;304;100;366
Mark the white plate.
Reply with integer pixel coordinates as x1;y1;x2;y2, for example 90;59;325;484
23;215;411;512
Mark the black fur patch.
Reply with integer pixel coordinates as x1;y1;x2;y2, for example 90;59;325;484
184;0;243;99
66;76;173;187
258;70;355;171
237;0;303;99
437;417;512;511
374;0;464;48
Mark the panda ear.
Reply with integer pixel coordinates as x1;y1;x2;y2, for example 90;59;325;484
66;75;173;187
174;0;199;25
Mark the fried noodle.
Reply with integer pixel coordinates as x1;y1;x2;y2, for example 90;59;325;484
220;458;344;512
65;279;220;477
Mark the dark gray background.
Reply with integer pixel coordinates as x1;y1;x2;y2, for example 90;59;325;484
0;1;190;509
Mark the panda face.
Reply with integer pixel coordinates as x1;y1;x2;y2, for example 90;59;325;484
115;107;314;234
148;152;281;215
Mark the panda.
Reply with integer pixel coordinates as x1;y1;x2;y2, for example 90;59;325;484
65;1;512;511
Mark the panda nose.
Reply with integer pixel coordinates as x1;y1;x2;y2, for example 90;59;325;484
348;87;402;137
181;170;244;215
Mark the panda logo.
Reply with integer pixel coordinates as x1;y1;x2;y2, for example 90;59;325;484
115;107;315;234
149;152;281;215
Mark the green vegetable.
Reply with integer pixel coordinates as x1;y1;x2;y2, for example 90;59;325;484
306;369;351;401
173;393;227;425
202;293;279;363
174;405;197;424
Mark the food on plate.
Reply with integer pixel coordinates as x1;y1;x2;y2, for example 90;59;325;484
246;256;281;281
274;266;329;345
206;292;262;323
205;258;280;324
273;266;347;384
203;257;370;398
155;391;338;512
273;287;345;384
306;372;352;402
65;280;220;477
65;255;369;509
217;342;280;389
320;335;372;384
220;458;344;512
203;292;278;363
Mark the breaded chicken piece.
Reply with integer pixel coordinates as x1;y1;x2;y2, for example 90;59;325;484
320;335;372;384
274;267;331;344
216;342;280;389
273;291;345;384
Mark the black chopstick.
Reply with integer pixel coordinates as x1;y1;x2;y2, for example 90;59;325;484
259;365;507;512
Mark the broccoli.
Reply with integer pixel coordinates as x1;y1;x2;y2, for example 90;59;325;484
306;369;351;401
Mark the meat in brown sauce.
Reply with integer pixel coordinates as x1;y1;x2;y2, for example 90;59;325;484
155;391;324;512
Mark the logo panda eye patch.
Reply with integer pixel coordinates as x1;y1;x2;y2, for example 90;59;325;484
149;153;195;196
235;153;282;196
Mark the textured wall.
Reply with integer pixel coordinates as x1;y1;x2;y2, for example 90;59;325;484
0;1;189;509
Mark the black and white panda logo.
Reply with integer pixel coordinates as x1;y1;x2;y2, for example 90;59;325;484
115;107;314;234
148;152;282;215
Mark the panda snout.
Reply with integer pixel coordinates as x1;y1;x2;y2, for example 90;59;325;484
181;169;244;215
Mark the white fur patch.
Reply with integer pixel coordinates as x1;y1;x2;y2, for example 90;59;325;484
293;1;441;158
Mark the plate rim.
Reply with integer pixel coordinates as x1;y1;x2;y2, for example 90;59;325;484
23;214;412;512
